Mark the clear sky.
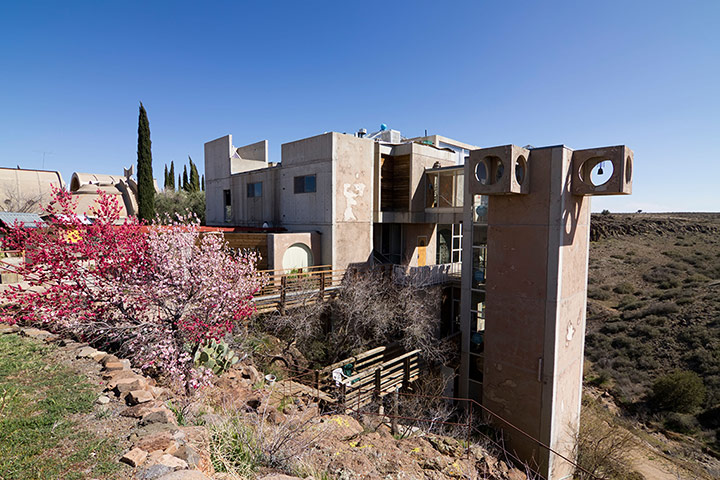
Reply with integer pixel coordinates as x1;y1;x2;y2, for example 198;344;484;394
1;0;718;212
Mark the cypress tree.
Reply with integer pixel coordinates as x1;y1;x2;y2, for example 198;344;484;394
169;161;175;191
189;156;200;192
164;165;169;190
178;174;182;190
182;165;188;191
201;174;205;191
136;102;155;221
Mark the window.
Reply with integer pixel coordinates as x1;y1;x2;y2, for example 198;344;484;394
223;189;232;223
247;182;262;198
294;175;316;194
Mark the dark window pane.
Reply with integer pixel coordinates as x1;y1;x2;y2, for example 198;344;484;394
294;176;304;193
305;175;316;192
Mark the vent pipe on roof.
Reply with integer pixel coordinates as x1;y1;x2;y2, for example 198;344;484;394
358;128;367;138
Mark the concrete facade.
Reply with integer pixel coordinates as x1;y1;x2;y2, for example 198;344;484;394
0;167;65;214
205;130;466;271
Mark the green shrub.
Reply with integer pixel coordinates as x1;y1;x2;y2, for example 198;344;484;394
613;282;636;295
650;370;706;413
587;286;611;301
663;412;699;434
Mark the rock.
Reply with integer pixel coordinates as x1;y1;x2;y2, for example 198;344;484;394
104;361;126;372
121;402;160;418
77;346;98;358
120;447;148;467
20;327;58;342
245;395;262;410
150;386;171;401
174;445;201;468
128;389;155;405
113;377;147;394
155;453;188;470
101;354;120;366
96;395;111;405
120;358;132;369
257;475;303;480
177;426;208;445
320;414;364;439
157;471;213;480
90;351;107;362
135;431;175;452
141;408;178;426
163;441;180;456
0;324;19;334
266;409;286;424
507;468;528;480
103;369;138;382
136;463;173;480
240;364;261;383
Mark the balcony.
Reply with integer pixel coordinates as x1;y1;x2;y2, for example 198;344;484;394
393;262;462;287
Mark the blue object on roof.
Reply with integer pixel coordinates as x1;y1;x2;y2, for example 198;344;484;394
0;212;46;228
380;123;388;131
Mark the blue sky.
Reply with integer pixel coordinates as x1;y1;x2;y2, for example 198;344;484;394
1;0;718;212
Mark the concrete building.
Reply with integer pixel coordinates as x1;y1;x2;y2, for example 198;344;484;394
205;128;632;479
0;166;150;219
0;167;65;214
205;128;474;272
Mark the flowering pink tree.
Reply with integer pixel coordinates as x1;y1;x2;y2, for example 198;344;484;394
1;188;263;390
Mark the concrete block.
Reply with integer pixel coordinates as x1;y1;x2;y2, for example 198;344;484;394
571;145;632;196
469;145;530;195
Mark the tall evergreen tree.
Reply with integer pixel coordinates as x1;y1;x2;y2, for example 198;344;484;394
169;161;175;191
188;156;200;192
164;165;169;190
201;174;205;191
137;102;155;221
182;165;188;191
178;174;182;190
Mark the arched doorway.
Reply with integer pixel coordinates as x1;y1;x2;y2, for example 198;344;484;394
282;243;313;271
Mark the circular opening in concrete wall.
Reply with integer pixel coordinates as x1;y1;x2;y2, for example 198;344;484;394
626;156;632;182
579;157;614;187
515;155;527;185
475;160;489;185
282;243;313;270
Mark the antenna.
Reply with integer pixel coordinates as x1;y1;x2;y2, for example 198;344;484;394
33;150;54;169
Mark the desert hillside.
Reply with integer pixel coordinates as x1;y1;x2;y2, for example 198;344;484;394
584;212;720;475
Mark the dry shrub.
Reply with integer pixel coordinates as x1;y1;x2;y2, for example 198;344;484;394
575;398;637;479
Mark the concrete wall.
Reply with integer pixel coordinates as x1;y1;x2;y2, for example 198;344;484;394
231;140;269;174
0;167;64;214
402;223;437;267
230;167;279;227
205;136;233;225
267;231;322;270
480;146;589;479
332;133;375;269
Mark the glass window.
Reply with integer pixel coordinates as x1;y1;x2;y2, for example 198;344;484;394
473;195;488;223
469;353;484;382
472;246;486;288
294;175;317;193
223;189;231;223
247;182;262;198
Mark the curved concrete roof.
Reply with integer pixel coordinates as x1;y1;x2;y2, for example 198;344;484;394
0;167;64;214
70;173;124;192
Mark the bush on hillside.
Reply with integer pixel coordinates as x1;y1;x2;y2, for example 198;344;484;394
650;370;706;413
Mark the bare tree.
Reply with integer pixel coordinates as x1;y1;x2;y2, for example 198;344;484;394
0;186;47;213
260;269;449;367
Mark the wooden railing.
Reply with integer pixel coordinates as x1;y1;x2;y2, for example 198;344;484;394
254;265;346;313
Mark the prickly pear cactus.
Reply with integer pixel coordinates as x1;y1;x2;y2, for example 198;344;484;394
193;338;240;375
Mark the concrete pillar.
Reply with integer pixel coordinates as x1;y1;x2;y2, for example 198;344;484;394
464;144;632;479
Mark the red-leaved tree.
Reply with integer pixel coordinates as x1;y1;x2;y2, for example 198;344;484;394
1;187;263;389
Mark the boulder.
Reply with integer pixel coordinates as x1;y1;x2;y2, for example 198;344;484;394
136;463;173;480
77;346;98;358
155;453;188;470
128;389;155;405
141;408;178;426
157;471;213;480
120;447;148;467
135;431;176;452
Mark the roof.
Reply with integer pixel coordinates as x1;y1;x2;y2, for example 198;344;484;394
0;212;46;228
